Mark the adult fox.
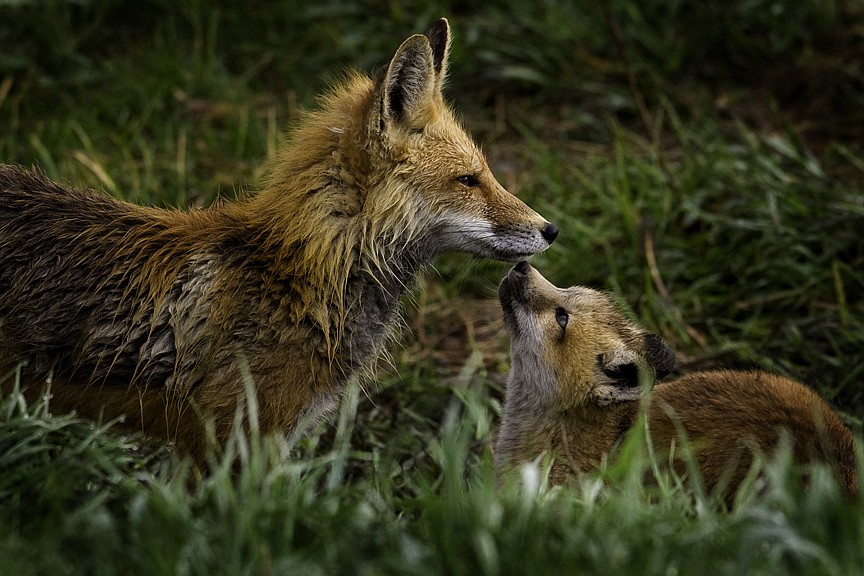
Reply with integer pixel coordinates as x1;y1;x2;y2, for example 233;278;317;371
0;19;557;461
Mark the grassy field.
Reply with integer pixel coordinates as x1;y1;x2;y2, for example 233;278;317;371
1;1;864;574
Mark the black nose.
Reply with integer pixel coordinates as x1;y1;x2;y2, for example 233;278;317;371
541;222;559;244
514;260;531;274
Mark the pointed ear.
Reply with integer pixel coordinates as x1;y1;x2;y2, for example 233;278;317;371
644;333;676;379
423;18;451;89
592;350;644;406
372;19;452;137
372;33;437;134
601;360;639;388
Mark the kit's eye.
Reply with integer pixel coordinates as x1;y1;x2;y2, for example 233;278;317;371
555;307;569;330
456;175;480;187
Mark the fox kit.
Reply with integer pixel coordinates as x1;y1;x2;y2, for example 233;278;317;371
495;262;857;501
0;19;557;462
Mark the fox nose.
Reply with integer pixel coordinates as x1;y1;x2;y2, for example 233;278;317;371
513;260;531;274
541;222;559;244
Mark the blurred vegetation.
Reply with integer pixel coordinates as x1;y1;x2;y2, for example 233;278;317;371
1;0;864;573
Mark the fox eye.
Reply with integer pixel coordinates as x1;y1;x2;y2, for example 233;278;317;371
555;307;569;330
456;175;480;187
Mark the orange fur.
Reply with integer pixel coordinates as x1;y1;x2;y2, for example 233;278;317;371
0;20;556;463
495;263;857;502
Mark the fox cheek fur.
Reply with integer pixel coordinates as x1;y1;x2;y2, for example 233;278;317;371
361;21;556;262
0;19;555;463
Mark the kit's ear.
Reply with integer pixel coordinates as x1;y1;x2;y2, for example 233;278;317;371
644;333;676;379
592;349;644;405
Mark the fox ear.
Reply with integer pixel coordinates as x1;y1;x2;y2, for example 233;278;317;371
644;333;675;379
423;18;451;88
373;31;439;134
592;350;645;405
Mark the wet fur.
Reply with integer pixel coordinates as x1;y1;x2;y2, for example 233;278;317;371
0;20;554;462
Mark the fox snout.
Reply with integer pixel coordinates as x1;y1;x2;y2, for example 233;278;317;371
498;259;536;307
498;260;549;302
497;260;548;334
482;191;558;261
487;219;558;261
438;185;557;261
513;260;532;274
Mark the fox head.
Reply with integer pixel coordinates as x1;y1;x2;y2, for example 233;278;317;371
363;18;557;261
260;19;556;268
498;262;676;410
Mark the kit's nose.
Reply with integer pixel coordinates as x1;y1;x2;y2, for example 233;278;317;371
513;260;531;274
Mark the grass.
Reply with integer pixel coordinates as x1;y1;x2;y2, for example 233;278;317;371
2;381;863;575
1;0;864;573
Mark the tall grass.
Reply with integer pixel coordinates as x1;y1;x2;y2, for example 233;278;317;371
2;381;862;575
1;0;863;572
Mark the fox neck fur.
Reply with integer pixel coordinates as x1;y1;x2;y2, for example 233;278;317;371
0;19;554;461
0;75;430;454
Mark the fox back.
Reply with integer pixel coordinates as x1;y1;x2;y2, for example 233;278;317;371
0;19;556;462
648;370;858;499
495;262;857;501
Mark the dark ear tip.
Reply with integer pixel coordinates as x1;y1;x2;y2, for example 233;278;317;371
424;18;450;37
644;333;676;379
423;18;451;74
